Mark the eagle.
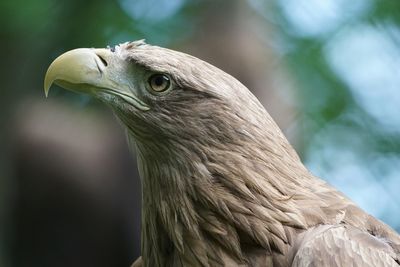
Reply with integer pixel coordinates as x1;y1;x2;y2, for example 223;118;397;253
44;40;400;267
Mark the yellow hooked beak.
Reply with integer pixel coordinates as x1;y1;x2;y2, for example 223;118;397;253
44;48;149;110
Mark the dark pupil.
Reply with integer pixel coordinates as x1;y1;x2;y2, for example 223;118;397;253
154;76;165;86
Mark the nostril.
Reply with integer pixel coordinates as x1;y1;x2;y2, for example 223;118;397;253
97;54;108;67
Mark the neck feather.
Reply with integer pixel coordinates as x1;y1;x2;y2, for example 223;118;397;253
133;127;331;266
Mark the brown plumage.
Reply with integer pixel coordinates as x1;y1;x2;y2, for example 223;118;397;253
45;40;400;266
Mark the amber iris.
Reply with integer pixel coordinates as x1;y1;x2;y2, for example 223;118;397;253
148;74;170;92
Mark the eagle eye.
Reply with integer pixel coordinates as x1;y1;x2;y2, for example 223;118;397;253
148;74;171;92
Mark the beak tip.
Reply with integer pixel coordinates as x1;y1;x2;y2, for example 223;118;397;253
44;76;52;98
44;84;49;98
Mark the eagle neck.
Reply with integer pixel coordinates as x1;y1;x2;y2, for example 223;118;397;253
133;134;330;266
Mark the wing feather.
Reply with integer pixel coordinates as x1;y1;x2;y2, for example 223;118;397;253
292;225;399;267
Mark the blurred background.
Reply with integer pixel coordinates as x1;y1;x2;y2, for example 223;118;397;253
1;0;400;266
